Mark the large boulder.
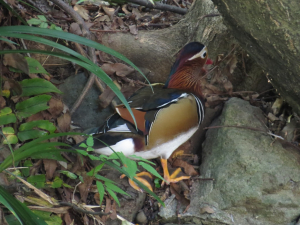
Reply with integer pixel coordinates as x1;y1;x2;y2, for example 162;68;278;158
160;98;300;224
211;0;300;115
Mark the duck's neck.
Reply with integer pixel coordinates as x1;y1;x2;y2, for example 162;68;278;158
165;60;206;98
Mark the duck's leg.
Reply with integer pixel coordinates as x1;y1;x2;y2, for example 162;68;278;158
120;172;153;192
161;158;190;185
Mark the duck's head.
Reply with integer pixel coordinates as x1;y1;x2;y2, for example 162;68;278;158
165;42;212;96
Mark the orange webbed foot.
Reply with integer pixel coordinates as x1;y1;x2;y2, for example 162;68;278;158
120;172;153;192
161;158;190;186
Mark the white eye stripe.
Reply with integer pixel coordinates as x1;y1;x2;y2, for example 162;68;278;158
188;47;207;61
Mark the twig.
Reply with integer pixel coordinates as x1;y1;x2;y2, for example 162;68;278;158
50;0;109;114
128;0;187;15
89;29;128;32
59;202;111;215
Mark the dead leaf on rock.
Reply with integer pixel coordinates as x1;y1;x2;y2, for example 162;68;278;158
74;5;89;20
200;206;215;214
3;54;29;75
43;159;57;180
57;112;71;132
47;97;64;118
172;158;199;176
129;24;138;35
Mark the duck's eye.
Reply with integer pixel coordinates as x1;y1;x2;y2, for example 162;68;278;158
202;51;207;58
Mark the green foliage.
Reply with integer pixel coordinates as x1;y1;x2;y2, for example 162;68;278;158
0;107;17;125
27;15;62;30
78;138;165;206
0;185;47;225
20;78;62;96
15;94;51;119
27;174;46;188
59;170;78;179
0;20;163;223
0;25;153;128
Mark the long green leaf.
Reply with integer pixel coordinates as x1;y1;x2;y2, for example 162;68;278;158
106;188;120;207
0;26;148;82
0;185;47;225
0;26;153;127
96;181;105;206
0;142;70;172
0;48;138;128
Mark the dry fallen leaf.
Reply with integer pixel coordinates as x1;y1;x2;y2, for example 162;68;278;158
3;53;29;75
78;175;94;202
132;8;142;20
0;96;6;109
43;159;57;180
26;112;44;122
101;63;134;77
47;97;64;118
57;112;71;132
172;158;199;176
102;6;115;20
226;55;238;74
69;23;83;35
72;135;86;144
98;87;116;108
74;5;89;20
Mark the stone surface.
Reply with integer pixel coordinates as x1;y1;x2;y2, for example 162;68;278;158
211;0;300;115
160;98;300;224
58;73;114;130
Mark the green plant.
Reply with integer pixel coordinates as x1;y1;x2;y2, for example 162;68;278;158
27;15;62;30
0;25;152;127
0;24;163;224
78;136;165;206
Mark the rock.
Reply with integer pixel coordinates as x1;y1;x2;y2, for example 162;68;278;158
159;98;300;224
58;73;114;130
136;210;148;224
211;0;300;115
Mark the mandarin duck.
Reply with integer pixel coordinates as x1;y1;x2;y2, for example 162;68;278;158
85;42;209;191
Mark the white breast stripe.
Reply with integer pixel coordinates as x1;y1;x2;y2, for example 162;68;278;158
191;94;204;124
94;138;135;155
157;93;188;108
108;124;131;132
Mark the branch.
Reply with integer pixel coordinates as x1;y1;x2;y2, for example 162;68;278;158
50;0;108;114
59;202;111;215
128;0;187;15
